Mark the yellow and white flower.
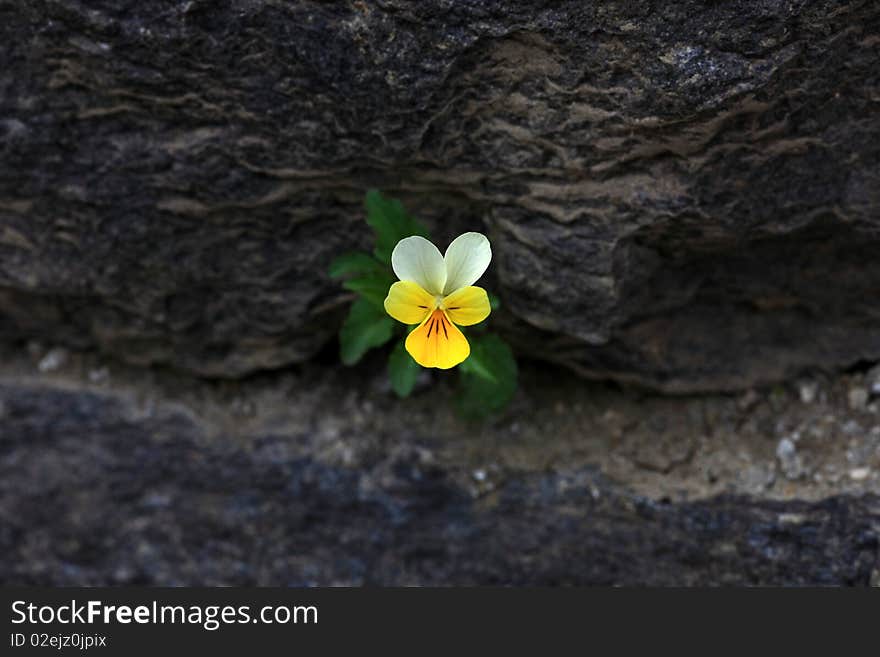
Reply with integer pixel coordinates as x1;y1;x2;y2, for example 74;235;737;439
383;232;492;369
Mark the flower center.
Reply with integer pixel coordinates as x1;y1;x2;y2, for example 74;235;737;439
434;294;446;310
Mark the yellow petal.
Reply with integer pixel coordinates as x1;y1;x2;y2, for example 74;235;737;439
384;280;435;325
442;286;491;326
405;310;470;369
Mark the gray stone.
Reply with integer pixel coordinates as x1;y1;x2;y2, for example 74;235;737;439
1;379;877;586
849;467;871;481
849;386;870;411
777;437;804;480
1;1;879;391
867;365;880;397
36;346;68;374
798;380;821;405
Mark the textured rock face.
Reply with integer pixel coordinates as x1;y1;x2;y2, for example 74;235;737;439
2;363;878;586
2;1;879;389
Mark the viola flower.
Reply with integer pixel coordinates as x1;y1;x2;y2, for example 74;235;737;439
383;232;492;369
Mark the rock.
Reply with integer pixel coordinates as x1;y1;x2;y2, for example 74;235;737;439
866;365;880;397
87;366;110;385
737;389;760;411
849;386;870;411
1;2;879;389
849;468;871;481
36;346;68;373
798;380;819;405
1;379;877;586
776;437;804;480
738;464;776;495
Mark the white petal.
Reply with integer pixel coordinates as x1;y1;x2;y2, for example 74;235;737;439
442;232;491;294
391;236;447;295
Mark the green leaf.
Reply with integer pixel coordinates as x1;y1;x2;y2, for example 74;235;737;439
458;351;497;382
342;269;395;310
339;298;395;365
365;189;430;264
487;291;502;311
329;252;386;278
388;339;421;397
456;334;518;419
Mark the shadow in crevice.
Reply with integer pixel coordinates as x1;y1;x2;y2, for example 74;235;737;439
567;217;880;391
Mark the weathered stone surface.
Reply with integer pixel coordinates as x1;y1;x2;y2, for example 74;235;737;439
2;375;878;586
1;344;879;586
2;1;879;389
